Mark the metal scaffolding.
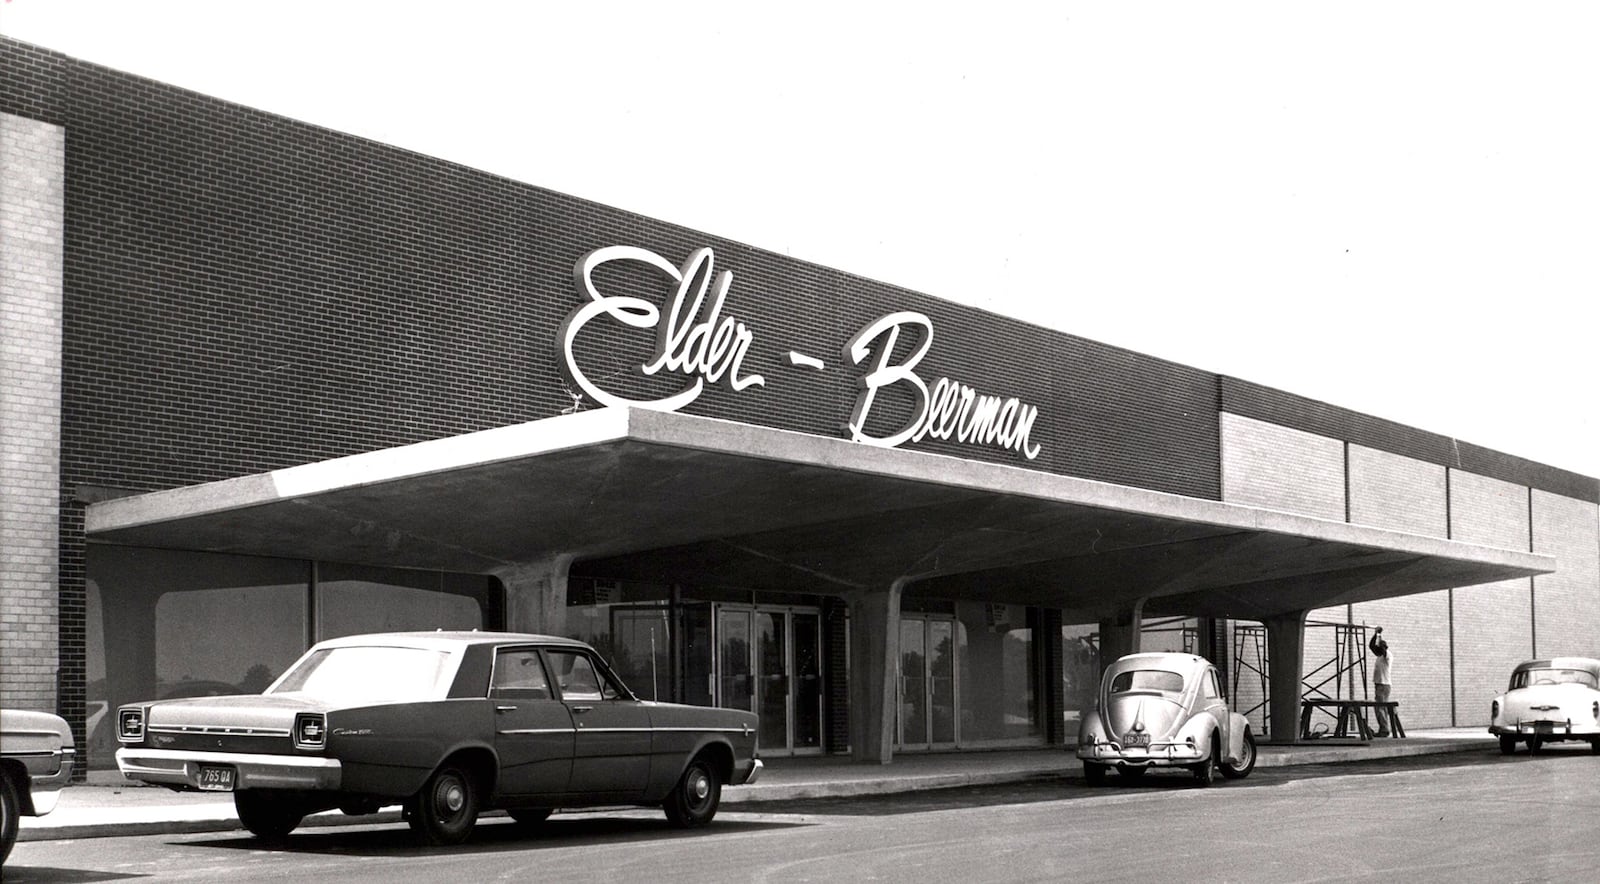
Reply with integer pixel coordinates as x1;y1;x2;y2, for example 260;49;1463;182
1299;621;1373;737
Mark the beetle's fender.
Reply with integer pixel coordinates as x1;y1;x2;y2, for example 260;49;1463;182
1226;713;1251;764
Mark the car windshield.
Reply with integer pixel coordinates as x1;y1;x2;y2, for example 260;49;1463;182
1110;669;1185;693
269;646;456;704
1512;668;1599;690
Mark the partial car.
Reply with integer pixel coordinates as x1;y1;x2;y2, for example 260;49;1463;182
1077;652;1256;785
116;631;762;845
1487;657;1600;754
1;708;76;868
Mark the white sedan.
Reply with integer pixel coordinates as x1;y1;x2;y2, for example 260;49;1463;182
1488;657;1600;754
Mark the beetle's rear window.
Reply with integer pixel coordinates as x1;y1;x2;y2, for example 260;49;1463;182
270;646;455;704
1511;668;1599;690
1110;669;1184;693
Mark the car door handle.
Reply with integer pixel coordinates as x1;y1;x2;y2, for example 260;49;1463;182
496;705;517;713
571;706;594;714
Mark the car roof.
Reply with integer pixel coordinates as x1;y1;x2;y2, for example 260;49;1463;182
311;631;591;651
1105;652;1211;674
1512;657;1600;674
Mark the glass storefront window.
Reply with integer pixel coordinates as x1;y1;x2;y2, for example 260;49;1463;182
87;546;309;771
565;580;672;700
1061;623;1099;731
955;601;1039;746
316;563;493;640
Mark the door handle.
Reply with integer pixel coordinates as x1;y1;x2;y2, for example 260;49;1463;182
571;705;594;714
496;705;517;713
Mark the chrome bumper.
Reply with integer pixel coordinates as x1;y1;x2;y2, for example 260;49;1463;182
26;748;74;815
117;747;341;791
734;757;763;786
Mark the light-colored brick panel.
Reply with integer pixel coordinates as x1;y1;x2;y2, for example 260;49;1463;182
1348;593;1454;727
1348;446;1448;537
0;112;66;710
1220;412;1345;521
1449;470;1531;550
1531;491;1600;659
1451;579;1533;725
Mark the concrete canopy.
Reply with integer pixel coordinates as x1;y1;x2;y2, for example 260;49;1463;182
85;407;1553;621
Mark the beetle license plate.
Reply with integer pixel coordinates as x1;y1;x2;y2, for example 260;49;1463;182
198;765;236;792
1123;733;1150;747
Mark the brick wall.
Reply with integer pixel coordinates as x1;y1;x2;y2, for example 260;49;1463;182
0;112;65;711
1449;470;1533;725
1219;412;1345;521
1531;490;1600;659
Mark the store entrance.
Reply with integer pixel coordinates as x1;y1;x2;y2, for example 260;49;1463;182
898;614;959;751
715;605;823;755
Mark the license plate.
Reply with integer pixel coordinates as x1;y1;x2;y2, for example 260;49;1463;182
198;765;236;792
1123;733;1150;748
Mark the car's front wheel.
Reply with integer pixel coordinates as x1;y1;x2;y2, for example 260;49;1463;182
1;772;20;867
234;791;305;841
407;763;481;846
1220;728;1257;779
663;756;721;827
1529;736;1545;754
1499;735;1519;755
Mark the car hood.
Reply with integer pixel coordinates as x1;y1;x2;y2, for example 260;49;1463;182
1100;692;1186;741
145;693;328;731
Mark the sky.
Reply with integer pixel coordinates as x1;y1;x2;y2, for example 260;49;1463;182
3;1;1595;478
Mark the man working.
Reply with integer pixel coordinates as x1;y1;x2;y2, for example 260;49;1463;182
1370;626;1393;737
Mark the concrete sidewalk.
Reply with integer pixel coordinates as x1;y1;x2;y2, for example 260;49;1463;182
19;728;1496;842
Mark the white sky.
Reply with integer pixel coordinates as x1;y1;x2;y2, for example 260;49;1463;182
4;1;1595;478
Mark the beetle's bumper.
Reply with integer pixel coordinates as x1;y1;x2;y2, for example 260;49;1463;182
1078;740;1206;767
117;747;341;791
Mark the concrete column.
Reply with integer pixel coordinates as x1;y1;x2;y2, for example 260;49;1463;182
1264;609;1309;743
1096;597;1147;673
494;555;575;636
846;579;906;764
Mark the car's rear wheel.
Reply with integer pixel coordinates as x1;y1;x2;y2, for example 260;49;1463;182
1192;737;1217;785
406;763;481;846
508;807;553;826
1590;739;1600;755
1220;728;1257;779
1083;762;1106;786
662;756;721;828
234;791;305;841
1;772;20;867
1499;735;1519;755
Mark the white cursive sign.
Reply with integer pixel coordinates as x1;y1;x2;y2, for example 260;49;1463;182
845;312;1042;459
558;246;766;411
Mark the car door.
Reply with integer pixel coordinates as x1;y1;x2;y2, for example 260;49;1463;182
546;648;652;799
489;647;575;799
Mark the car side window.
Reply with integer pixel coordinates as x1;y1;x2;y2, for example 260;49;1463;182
547;650;622;702
1203;670;1221;700
491;649;553;701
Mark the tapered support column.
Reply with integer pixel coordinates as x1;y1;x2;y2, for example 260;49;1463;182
494;555;575;636
1096;597;1147;674
846;579;906;764
1265;609;1309;743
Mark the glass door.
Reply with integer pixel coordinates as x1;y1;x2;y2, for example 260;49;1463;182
715;605;824;755
898;615;959;750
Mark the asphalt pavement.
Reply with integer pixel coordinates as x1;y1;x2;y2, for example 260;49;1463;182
19;727;1497;842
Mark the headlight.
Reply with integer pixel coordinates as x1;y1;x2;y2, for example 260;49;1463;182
294;713;326;750
117;706;145;742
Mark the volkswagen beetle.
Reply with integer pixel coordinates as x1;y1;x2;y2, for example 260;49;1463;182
1077;652;1256;785
1;708;75;868
116;631;761;845
1488;657;1600;754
